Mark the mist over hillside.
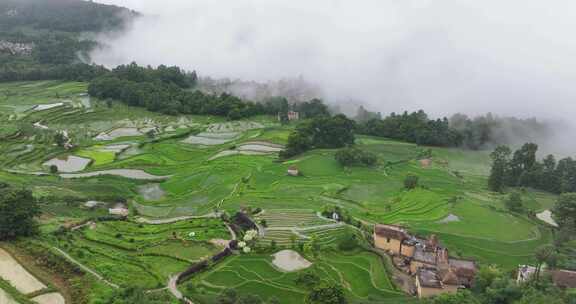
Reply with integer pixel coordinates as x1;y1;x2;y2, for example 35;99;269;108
90;0;576;154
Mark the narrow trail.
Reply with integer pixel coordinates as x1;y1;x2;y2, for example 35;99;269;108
165;224;237;304
52;247;119;289
135;212;219;225
167;275;192;304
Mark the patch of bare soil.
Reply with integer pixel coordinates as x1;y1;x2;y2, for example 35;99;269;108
271;250;312;272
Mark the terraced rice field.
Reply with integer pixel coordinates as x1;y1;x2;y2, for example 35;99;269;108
186;251;403;304
0;80;561;301
258;209;331;228
52;219;230;289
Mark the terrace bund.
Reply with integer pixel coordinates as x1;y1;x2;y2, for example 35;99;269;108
373;224;477;298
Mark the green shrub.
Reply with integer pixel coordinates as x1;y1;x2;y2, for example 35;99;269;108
335;147;377;167
404;174;419;190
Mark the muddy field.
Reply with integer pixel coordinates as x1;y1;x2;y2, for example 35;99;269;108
271;249;312;272
32;292;66;304
0;248;46;294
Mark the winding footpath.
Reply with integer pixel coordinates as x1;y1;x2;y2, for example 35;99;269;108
135;212;220;225
52;247;119;289
166;223;238;304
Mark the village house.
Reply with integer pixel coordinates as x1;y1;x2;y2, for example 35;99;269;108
373;224;413;256
517;265;537;283
109;204;129;217
277;111;300;122
415;267;459;298
0;40;34;56
374;224;477;298
287;165;299;177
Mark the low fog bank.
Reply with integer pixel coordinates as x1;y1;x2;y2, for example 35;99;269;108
92;0;576;155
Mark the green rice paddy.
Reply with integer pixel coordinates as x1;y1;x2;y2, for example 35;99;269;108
0;81;559;302
185;250;404;304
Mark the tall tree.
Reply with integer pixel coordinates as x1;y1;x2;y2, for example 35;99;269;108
488;145;512;192
552;193;576;230
506;143;538;186
0;186;40;240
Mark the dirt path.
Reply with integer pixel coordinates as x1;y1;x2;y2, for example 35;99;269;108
135;212;219;225
52;247;119;289
167;275;193;304
165;223;237;304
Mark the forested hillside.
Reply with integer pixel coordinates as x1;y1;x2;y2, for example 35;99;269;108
0;0;135;81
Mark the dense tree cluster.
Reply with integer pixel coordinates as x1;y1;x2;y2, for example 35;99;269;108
450;113;550;150
357;110;463;147
263;96;330;123
552;193;576;231
307;284;347;304
356;109;551;150
334;147;377;167
199;76;322;104
281;114;356;158
295;98;331;119
88;63;268;118
0;183;40;240
103;287;172;304
0;62;107;82
0;0;135;81
354;105;381;123
488;143;576;194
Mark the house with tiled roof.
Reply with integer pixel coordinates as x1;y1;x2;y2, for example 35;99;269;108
373;224;411;256
415;267;459;298
374;224;477;298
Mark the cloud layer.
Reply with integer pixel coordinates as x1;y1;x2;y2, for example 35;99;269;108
93;0;576;123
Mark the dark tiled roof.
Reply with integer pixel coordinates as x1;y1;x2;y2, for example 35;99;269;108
441;270;459;285
413;246;437;264
449;258;477;280
374;224;409;240
552;270;576;288
417;267;442;288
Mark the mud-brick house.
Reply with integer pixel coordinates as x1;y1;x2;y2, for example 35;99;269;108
375;224;478;298
409;235;449;273
447;259;477;287
287;165;300;177
416;267;459;298
374;224;416;256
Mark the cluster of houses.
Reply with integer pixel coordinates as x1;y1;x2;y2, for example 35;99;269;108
0;40;34;56
374;223;576;298
373;224;477;298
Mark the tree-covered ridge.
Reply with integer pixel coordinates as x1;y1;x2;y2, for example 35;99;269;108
281;114;356;158
87;63;268;118
0;0;135;33
357;110;463;147
0;0;136;80
450;113;550;150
